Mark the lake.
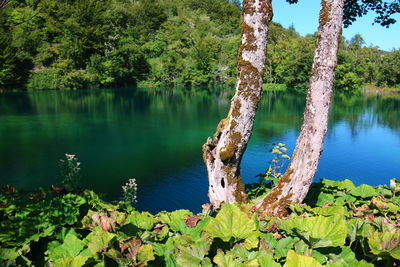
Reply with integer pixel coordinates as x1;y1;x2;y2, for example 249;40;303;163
0;88;399;213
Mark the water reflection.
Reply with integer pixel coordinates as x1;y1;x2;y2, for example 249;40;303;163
0;88;399;213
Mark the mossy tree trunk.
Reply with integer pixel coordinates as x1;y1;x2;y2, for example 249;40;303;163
203;0;273;208
255;0;345;216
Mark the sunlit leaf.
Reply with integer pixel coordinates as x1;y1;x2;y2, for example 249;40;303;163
137;244;155;265
213;250;258;267
279;215;346;248
46;233;86;261
283;250;322;267
53;255;89;267
204;204;257;242
321;179;355;191
367;229;400;259
176;236;211;267
0;248;20;260
159;209;192;233
312;206;345;217
85;227;116;255
315;193;335;206
126;211;156;230
349;184;377;198
326;247;373;267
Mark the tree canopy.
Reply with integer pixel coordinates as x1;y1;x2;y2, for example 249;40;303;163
0;0;399;90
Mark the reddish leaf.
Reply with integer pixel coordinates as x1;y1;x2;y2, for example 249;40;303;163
273;233;282;240
185;215;200;228
365;214;375;220
126;239;142;259
120;243;129;253
266;222;279;233
371;197;386;208
92;212;116;232
260;239;269;252
352;204;370;212
50;185;68;195
153;224;166;234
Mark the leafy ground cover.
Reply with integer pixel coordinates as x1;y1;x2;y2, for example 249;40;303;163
1;178;399;266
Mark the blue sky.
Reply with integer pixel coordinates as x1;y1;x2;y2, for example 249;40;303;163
271;0;400;51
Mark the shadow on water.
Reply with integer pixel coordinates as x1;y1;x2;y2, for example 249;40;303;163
0;88;399;213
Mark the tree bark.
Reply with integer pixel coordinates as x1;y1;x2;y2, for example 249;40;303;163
203;0;273;208
255;0;345;216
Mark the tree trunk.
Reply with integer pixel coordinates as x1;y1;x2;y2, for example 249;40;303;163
255;0;344;216
203;0;273;208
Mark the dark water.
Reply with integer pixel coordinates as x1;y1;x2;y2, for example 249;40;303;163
0;88;399;213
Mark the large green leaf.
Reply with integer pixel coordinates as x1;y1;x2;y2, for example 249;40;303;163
184;216;212;239
312;206;345;217
367;229;400;260
321;179;355;191
260;232;299;259
346;218;371;245
126;211;156;230
279;215;346;248
283;250;322;267
204;204;257;242
274;237;299;259
46;233;86;261
159;209;192;233
326;247;373;267
213;246;280;267
53;256;89;267
213;250;258;267
176;236;211;267
256;253;281;267
85;227;116;255
0;244;30;261
0;248;19;261
315;193;335;206
151;236;178;267
137;244;155;265
349;184;377;198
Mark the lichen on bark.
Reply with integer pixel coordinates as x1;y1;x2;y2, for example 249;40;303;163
203;0;273;208
255;0;345;216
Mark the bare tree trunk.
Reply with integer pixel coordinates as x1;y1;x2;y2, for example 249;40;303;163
203;0;273;208
255;0;344;216
0;0;10;9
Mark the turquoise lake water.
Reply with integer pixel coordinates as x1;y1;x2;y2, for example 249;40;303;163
0;88;399;213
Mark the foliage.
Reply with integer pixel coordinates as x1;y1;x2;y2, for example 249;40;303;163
59;154;81;191
0;0;398;91
122;178;138;205
1;177;399;266
246;143;291;199
263;83;287;91
0;29;18;86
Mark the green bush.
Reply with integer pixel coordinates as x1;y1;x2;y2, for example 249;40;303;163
1;177;399;266
263;83;287;91
59;70;97;90
27;68;97;90
27;68;62;90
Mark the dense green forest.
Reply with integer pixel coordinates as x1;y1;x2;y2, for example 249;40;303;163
0;0;399;91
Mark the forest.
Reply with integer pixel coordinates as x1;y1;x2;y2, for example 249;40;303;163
0;0;399;91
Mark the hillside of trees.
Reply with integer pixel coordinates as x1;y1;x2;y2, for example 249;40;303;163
0;0;399;91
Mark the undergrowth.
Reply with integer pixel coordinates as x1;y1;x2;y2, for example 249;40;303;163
0;177;399;266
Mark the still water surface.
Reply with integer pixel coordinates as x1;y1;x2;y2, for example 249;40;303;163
0;88;399;213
